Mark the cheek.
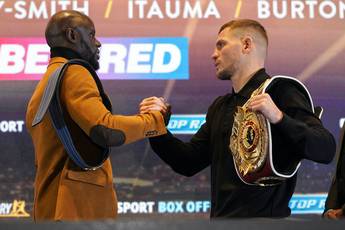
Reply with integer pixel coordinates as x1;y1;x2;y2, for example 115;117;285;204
221;49;239;64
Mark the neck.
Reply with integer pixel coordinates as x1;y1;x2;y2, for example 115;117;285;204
231;63;264;93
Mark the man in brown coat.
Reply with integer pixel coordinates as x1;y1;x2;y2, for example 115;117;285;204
26;10;168;221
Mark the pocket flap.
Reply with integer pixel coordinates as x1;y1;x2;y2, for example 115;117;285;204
66;169;107;187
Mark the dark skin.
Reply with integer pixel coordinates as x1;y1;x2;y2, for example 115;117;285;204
45;10;101;70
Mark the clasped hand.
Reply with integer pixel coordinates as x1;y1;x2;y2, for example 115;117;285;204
247;93;283;124
139;96;171;125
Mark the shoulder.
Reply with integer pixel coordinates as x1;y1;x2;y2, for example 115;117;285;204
266;76;313;111
208;94;229;111
63;64;97;88
267;76;308;93
60;63;101;101
65;63;93;77
205;94;230;122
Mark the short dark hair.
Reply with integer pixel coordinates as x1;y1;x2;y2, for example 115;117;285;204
219;19;268;46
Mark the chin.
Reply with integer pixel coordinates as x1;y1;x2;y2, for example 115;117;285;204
216;70;231;80
90;59;100;70
94;63;100;71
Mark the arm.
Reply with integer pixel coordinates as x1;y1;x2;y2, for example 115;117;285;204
249;81;336;163
325;176;341;212
61;65;167;148
271;82;336;163
325;131;345;218
324;178;344;219
149;123;211;177
144;97;218;177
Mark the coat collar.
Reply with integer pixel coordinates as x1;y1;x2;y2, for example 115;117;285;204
232;68;270;99
48;47;82;66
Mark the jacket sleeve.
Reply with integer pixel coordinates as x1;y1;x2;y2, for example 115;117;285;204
270;81;336;164
60;65;167;147
149;125;211;177
149;98;221;177
324;125;345;215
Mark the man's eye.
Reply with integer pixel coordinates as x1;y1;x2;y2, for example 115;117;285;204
217;42;225;49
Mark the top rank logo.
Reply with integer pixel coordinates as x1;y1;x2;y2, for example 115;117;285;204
0;0;89;20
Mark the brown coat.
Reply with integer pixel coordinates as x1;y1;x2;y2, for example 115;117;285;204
26;57;167;221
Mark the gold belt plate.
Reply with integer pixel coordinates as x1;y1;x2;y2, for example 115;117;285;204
230;106;269;177
230;79;270;179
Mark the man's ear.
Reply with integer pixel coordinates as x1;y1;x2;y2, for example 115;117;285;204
241;35;253;54
65;28;78;44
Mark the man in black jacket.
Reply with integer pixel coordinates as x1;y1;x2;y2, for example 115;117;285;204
324;125;345;219
140;19;336;218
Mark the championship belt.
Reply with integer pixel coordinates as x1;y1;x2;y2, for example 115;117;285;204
230;76;315;186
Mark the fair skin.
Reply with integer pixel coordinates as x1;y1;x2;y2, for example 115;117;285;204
140;27;283;125
139;97;168;115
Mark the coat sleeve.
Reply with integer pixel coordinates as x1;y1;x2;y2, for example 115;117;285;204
270;81;336;164
149;125;211;177
60;65;167;148
149;97;222;177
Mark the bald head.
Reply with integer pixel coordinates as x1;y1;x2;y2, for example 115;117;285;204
45;10;92;48
45;10;101;70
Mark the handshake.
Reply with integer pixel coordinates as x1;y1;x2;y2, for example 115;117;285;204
139;96;171;126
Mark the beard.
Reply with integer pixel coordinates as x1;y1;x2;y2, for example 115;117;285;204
216;68;232;80
79;38;100;70
89;56;100;70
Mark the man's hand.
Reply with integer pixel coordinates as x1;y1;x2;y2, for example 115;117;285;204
140;97;167;114
139;97;171;125
324;209;344;219
248;93;283;124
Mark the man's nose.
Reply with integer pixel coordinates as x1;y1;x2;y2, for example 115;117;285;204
95;38;101;48
211;50;218;61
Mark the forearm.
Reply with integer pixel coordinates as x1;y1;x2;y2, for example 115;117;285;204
150;131;210;176
89;111;167;147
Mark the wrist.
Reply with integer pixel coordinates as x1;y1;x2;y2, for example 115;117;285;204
272;110;283;124
163;104;171;126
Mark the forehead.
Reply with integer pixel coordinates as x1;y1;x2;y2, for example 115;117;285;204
85;17;95;30
216;28;238;42
75;15;95;31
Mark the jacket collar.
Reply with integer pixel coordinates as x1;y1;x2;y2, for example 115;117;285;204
48;47;82;66
232;68;270;99
50;47;81;59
